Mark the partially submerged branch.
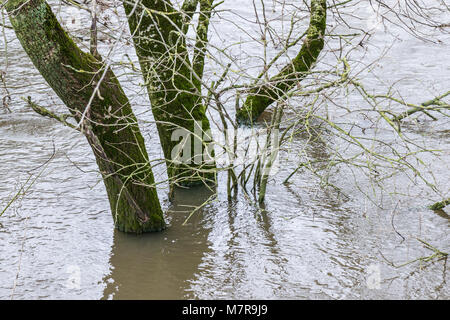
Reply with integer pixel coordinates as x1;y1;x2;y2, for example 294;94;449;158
380;238;448;269
429;198;450;210
236;0;327;124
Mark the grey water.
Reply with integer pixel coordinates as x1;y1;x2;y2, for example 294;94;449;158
0;1;449;299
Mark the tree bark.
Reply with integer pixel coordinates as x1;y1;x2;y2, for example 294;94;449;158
236;0;327;124
122;0;216;188
5;0;165;233
429;198;450;210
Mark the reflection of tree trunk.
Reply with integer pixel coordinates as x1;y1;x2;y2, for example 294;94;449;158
102;186;214;299
123;0;216;187
236;0;327;124
6;0;164;233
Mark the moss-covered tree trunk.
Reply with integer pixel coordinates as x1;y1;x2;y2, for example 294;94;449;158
122;0;216;187
236;0;327;124
429;198;450;210
5;0;165;233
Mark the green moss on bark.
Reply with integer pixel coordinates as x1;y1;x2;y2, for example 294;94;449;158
122;0;216;187
429;199;450;210
6;0;165;233
236;0;327;124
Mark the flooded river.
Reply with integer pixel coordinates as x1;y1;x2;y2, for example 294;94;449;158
0;1;449;299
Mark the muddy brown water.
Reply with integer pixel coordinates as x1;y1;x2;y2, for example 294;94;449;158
0;1;449;299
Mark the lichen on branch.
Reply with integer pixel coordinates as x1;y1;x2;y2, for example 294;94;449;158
236;0;327;124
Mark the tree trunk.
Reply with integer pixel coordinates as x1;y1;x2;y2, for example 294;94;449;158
122;0;216;188
5;0;165;233
236;0;327;124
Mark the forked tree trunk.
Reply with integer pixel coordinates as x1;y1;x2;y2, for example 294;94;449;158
122;0;216;188
236;0;327;124
5;0;165;233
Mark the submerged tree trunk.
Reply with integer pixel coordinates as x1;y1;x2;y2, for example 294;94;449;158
5;0;165;233
236;0;327;124
122;0;216;188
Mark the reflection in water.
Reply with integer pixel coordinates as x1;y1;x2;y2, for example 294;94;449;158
102;180;291;300
0;0;449;300
102;186;214;300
